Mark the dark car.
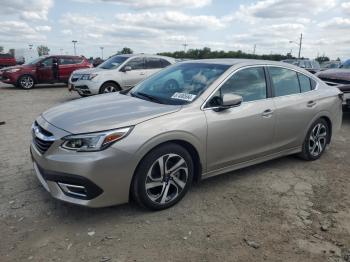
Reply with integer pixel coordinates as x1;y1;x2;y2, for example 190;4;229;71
316;59;350;110
0;55;92;89
0;53;16;69
282;59;321;74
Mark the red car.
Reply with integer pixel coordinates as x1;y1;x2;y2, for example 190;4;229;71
0;55;92;89
0;54;16;69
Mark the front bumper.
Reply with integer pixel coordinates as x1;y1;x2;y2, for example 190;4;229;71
0;72;16;84
69;78;101;95
30;118;137;207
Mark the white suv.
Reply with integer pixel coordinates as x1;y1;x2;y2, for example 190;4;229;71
69;54;175;96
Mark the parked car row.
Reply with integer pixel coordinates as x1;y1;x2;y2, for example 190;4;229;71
316;59;350;110
282;59;321;74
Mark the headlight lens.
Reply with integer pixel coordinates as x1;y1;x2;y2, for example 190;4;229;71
61;127;132;152
8;68;20;73
80;74;98;80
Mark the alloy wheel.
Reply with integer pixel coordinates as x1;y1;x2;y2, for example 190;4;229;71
20;76;34;89
145;153;188;205
103;86;117;93
309;123;327;157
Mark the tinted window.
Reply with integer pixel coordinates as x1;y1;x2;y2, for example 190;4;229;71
73;57;83;64
160;59;171;68
220;67;267;102
298;73;312;92
59;58;74;65
41;58;53;67
126;58;144;70
145;58;162;69
269;67;300;97
98;56;128;70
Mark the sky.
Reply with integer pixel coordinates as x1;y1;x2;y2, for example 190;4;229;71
0;0;349;60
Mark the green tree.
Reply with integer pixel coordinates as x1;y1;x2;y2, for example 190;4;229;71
37;45;50;56
315;56;330;64
119;47;133;54
0;46;3;53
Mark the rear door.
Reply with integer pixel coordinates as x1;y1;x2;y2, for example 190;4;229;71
120;57;146;88
36;57;54;83
144;57;165;78
268;66;319;151
58;57;75;81
204;66;276;172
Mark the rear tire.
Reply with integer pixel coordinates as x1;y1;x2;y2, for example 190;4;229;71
299;118;330;161
18;75;35;89
99;82;120;94
132;143;194;210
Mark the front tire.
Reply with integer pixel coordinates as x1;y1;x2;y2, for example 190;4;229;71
18;75;35;89
299;118;330;161
99;82;120;94
132;143;194;210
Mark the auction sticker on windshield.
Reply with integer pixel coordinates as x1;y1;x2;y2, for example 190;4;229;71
171;92;196;102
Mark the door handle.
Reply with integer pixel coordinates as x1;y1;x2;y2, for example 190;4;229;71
307;101;316;107
262;109;273;118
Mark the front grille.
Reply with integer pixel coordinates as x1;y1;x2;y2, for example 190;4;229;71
32;122;54;154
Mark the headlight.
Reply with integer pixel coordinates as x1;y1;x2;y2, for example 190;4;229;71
80;74;98;80
61;127;132;152
7;68;20;73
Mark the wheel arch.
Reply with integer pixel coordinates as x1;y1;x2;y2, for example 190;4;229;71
99;80;121;93
129;139;204;200
17;73;38;85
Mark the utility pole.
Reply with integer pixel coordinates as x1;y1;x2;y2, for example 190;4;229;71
100;46;104;59
253;44;256;55
182;43;188;53
72;40;78;56
298;33;303;59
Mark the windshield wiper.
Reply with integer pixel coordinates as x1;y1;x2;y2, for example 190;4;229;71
132;92;164;104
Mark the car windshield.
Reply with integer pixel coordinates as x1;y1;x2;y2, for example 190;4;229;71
130;63;230;105
98;56;128;69
340;60;350;69
25;57;44;65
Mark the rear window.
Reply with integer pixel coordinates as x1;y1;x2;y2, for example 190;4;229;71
145;58;162;69
297;73;312;92
269;67;300;97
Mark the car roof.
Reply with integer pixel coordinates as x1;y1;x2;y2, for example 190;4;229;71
114;54;175;60
180;58;298;67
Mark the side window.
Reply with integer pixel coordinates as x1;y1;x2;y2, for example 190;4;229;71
310;78;317;89
73;57;83;64
220;67;267;103
145;58;162;69
125;58;144;70
160;59;171;68
298;73;312;92
59;58;74;65
41;58;53;67
269;67;300;97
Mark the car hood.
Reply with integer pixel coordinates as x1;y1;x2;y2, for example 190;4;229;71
72;67;106;75
41;93;181;134
317;69;350;81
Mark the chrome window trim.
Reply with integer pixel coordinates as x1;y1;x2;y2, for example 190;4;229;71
201;64;319;111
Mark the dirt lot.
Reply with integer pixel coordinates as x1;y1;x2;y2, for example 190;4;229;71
0;83;349;262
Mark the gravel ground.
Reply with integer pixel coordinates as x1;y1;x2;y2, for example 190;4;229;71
0;83;349;262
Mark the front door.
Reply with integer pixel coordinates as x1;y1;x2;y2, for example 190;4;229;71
121;57;146;88
37;57;54;83
204;66;276;172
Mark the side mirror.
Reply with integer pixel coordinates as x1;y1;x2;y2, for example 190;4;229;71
216;94;242;111
122;66;132;72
